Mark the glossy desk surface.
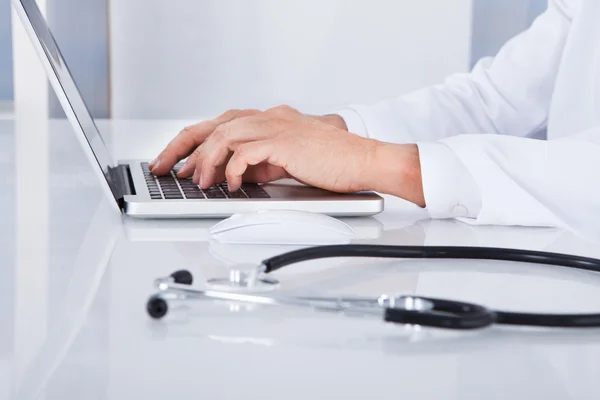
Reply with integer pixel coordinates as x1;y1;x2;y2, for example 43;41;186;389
1;117;600;399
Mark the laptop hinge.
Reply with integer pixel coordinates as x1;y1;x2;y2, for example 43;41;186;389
108;164;136;207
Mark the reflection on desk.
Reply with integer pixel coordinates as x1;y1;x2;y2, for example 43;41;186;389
1;118;600;399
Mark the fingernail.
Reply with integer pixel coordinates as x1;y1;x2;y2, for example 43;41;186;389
149;157;158;168
152;159;161;170
227;183;232;192
193;169;198;184
199;174;204;188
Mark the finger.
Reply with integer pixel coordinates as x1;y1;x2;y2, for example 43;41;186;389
176;152;198;178
196;147;233;188
150;109;246;175
195;116;271;187
210;166;228;187
196;152;231;188
150;121;216;175
180;110;264;179
226;140;280;192
242;164;290;183
207;113;279;154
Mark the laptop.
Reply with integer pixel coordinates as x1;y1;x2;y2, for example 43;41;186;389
13;0;384;219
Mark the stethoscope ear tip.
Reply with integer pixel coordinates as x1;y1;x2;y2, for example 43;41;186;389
171;270;194;285
147;295;168;319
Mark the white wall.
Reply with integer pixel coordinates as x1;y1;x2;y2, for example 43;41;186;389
109;0;473;119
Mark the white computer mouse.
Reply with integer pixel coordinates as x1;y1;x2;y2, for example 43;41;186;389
209;210;356;245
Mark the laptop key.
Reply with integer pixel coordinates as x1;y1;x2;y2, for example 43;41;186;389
205;190;226;199
242;186;271;198
225;190;248;199
185;193;206;199
183;189;203;196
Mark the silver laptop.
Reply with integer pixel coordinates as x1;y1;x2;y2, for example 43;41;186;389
13;0;384;219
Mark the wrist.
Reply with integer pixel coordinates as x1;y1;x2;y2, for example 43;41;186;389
367;142;426;207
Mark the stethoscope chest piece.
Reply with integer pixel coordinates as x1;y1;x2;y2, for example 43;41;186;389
206;263;280;292
384;297;496;330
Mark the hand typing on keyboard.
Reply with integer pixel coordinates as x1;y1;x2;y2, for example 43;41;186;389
149;105;426;207
141;163;270;200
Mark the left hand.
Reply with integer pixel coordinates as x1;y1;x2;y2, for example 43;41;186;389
178;105;426;206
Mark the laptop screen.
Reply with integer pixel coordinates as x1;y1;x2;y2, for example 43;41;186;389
13;0;124;204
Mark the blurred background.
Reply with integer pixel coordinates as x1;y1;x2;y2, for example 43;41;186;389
3;0;548;120
1;0;13;115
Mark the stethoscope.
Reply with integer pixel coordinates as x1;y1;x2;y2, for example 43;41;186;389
147;244;600;330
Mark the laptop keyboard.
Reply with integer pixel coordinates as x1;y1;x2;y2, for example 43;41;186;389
141;162;271;200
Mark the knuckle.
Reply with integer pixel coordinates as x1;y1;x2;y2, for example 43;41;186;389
181;124;196;133
219;109;241;120
238;109;261;118
235;144;248;159
192;145;203;157
264;105;296;121
180;122;202;136
265;106;283;116
212;125;229;138
277;104;293;112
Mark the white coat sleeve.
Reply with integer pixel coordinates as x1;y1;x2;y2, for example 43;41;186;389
418;127;600;239
334;0;576;143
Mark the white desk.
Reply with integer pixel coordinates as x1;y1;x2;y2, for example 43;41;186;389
2;117;600;400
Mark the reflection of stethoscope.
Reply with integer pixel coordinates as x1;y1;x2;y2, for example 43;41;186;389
147;245;600;330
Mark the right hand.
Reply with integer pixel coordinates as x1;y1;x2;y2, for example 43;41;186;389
149;108;349;180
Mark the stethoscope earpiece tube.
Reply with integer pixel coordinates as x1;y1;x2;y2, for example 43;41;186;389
384;298;496;330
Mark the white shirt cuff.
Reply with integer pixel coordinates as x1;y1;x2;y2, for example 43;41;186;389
331;108;369;138
417;141;482;219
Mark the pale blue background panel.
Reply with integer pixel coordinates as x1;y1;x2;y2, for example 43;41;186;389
48;0;110;118
0;0;13;101
471;0;548;68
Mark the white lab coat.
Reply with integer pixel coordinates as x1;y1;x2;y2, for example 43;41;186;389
335;0;600;239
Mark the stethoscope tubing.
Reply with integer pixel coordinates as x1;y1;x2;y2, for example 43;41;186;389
262;245;600;329
262;245;600;274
